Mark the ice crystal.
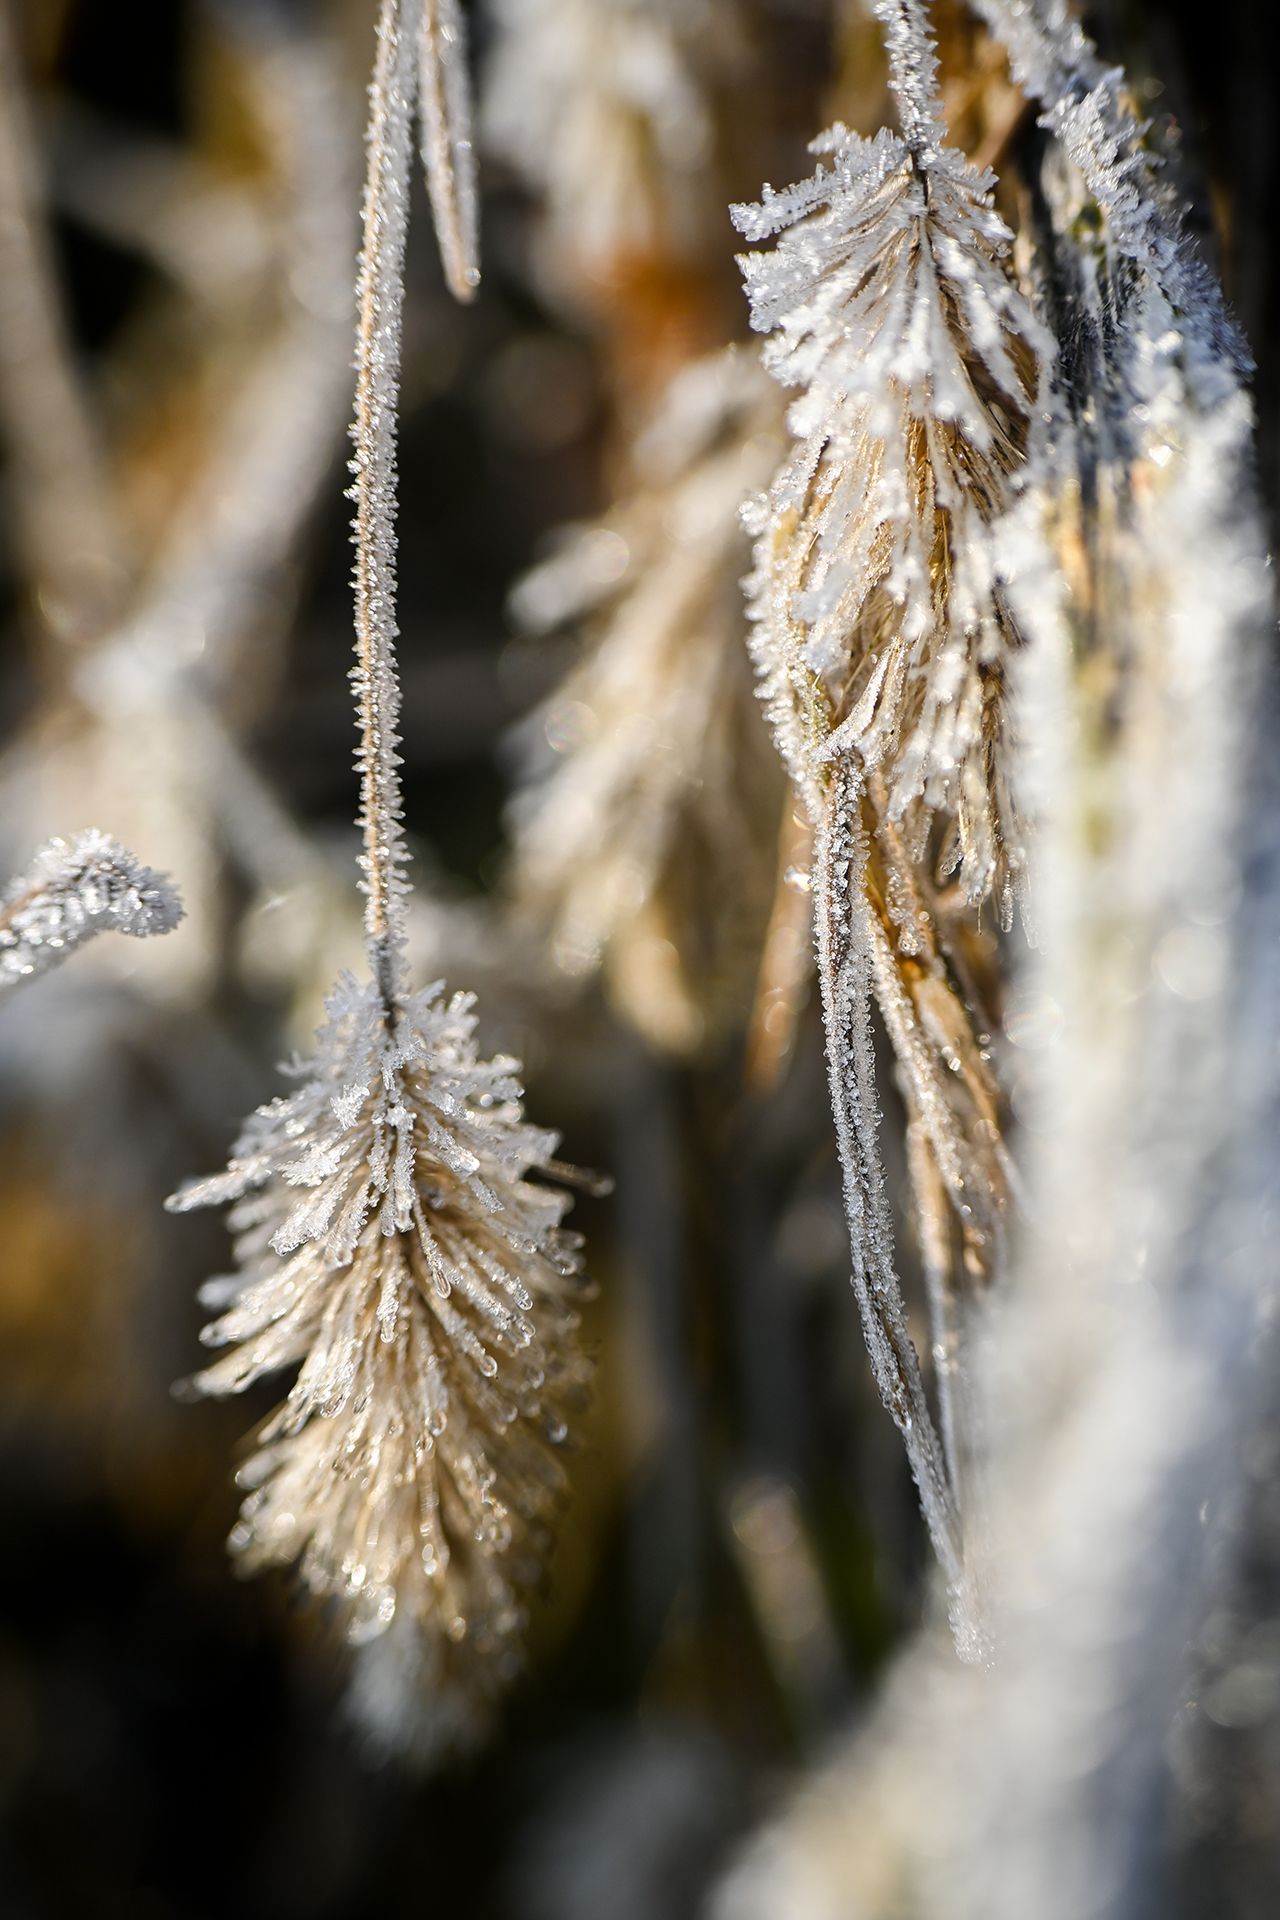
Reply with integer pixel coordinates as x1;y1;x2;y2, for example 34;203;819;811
508;349;783;1053
364;0;481;310
0;831;183;991
171;0;590;1756
169;975;588;1724
972;0;1242;350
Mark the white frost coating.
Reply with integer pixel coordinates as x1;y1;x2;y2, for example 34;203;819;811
714;12;1276;1919
350;0;417;1003
954;98;1275;1908
732;0;1051;916
876;0;946;157
168;974;589;1723
971;0;1245;361
171;0;592;1762
815;760;965;1609
418;0;480;301
0;831;183;990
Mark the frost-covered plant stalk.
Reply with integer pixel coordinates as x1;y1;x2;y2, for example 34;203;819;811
733;0;1047;1620
169;0;588;1758
0;830;183;990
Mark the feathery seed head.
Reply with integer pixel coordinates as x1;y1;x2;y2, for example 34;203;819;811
169;973;591;1737
734;99;1049;922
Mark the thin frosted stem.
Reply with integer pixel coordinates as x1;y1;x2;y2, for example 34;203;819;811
351;0;418;1006
418;0;480;303
814;759;966;1608
875;0;946;158
906;1119;975;1515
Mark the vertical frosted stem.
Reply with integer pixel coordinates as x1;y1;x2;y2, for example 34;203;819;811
351;0;418;1007
875;0;946;158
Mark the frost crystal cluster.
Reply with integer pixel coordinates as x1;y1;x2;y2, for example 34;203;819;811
170;974;588;1733
733;0;1046;914
170;0;589;1757
713;0;1277;1880
0;830;183;990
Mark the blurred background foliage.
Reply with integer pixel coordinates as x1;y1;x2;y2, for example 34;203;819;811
0;1;1273;1915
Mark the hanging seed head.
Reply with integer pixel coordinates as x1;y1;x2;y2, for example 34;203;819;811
169;974;592;1745
733;8;1051;923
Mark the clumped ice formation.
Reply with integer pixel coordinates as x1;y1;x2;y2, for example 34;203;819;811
0;830;184;990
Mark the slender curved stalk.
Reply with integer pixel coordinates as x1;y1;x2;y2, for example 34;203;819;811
815;759;966;1614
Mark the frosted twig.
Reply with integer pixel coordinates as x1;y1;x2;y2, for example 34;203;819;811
0;832;183;991
350;0;418;1006
418;0;480;302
